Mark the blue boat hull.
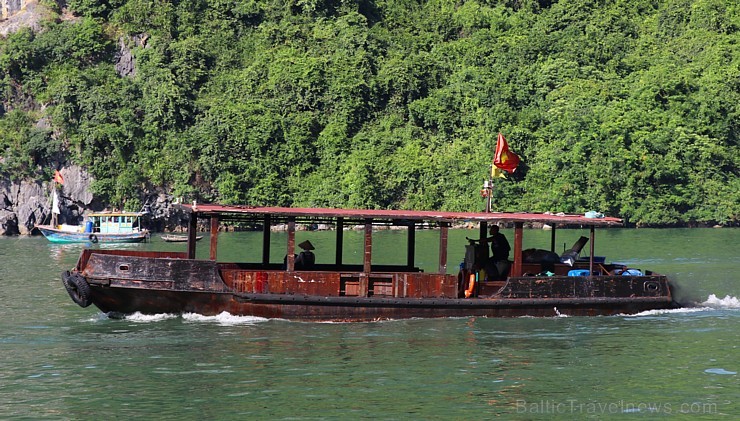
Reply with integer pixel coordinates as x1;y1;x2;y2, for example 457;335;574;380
37;226;148;243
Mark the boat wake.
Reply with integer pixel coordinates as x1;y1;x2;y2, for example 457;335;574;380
108;311;268;325
625;294;739;317
701;294;740;309
122;312;179;322
624;307;710;317
182;311;269;325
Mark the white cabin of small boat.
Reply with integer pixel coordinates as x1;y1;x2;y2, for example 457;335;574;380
87;212;146;234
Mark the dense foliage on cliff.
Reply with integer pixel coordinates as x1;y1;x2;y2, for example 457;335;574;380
1;0;738;226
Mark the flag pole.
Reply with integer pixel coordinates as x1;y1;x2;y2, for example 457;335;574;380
487;179;492;213
482;165;493;213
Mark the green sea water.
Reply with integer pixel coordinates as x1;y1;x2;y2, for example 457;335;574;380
1;228;737;419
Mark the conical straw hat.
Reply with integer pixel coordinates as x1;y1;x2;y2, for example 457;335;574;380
298;240;315;250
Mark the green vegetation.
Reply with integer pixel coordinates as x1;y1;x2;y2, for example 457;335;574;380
1;0;738;226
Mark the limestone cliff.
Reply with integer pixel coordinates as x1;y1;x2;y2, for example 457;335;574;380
0;4;179;235
0;166;93;235
0;165;188;236
0;0;44;37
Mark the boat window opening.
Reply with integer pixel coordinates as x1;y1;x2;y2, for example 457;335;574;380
188;215;427;272
186;208;619;277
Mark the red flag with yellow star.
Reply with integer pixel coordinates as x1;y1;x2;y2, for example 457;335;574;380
493;133;520;173
53;170;64;184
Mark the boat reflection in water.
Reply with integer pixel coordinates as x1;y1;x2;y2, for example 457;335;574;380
160;234;202;243
61;204;678;321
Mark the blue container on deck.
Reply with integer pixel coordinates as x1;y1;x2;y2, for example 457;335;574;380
84;221;94;233
568;269;591;277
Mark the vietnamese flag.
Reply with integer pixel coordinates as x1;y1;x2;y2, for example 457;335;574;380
53;170;64;184
493;133;520;173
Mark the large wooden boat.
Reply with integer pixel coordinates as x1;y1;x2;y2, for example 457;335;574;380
61;204;678;321
37;212;149;243
62;205;676;321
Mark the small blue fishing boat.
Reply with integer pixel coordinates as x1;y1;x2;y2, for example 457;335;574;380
37;212;149;243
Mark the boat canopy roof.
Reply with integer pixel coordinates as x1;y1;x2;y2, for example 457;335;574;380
183;204;623;227
87;212;144;218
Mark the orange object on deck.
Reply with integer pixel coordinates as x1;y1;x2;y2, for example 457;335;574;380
465;273;476;298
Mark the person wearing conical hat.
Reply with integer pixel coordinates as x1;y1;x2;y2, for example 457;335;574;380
295;240;316;269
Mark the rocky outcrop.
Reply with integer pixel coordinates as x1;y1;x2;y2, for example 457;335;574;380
0;165;95;235
0;164;192;236
115;34;149;78
140;192;190;233
2;0;26;20
0;179;46;235
0;0;43;37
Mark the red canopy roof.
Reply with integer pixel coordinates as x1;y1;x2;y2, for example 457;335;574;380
182;204;623;227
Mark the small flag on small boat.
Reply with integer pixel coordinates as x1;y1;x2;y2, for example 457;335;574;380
53;170;64;184
493;133;520;173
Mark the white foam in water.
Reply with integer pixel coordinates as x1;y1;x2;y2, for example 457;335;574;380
87;312;112;322
182;311;268;325
553;307;570;318
624;294;740;317
704;368;737;375
624;307;709;317
702;294;740;309
124;312;179;322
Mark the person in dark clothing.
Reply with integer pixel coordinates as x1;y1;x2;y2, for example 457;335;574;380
295;240;316;269
465;225;511;281
487;225;510;262
485;225;511;280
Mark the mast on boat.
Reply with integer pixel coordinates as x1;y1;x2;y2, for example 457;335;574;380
50;169;64;227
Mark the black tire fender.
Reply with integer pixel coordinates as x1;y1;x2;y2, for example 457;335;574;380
61;271;92;308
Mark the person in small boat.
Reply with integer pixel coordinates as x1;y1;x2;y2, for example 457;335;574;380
294;240;316;269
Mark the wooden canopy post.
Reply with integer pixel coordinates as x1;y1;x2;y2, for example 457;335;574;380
335;217;344;266
550;225;557;252
209;215;219;261
480;221;488;244
363;218;372;274
407;222;416;270
286;218;296;272
511;222;524;277
589;225;595;276
262;215;271;265
438;222;448;274
187;212;198;259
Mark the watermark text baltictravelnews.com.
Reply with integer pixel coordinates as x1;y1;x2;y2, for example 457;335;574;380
515;399;718;415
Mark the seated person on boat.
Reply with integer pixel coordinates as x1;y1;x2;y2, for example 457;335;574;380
295;240;316;269
466;225;511;281
284;240;317;270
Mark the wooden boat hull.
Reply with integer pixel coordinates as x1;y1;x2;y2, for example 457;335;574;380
38;226;148;243
87;288;677;321
64;250;678;321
